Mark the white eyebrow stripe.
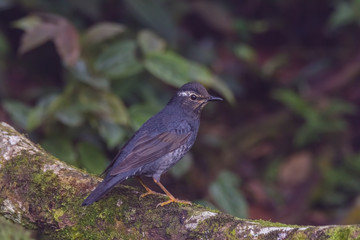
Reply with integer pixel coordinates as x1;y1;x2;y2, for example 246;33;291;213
177;91;197;97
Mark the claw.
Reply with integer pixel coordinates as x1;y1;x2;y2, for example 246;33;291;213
139;189;162;199
137;176;161;199
156;198;192;208
137;176;192;207
152;177;192;207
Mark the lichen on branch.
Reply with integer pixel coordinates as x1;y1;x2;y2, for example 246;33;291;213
1;122;359;239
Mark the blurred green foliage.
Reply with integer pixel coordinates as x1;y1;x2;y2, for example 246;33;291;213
273;89;355;147
3;11;233;176
209;170;248;218
317;154;360;207
328;0;360;30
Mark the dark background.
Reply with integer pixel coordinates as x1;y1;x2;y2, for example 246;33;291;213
1;0;360;233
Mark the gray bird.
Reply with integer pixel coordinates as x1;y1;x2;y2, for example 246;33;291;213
82;82;223;207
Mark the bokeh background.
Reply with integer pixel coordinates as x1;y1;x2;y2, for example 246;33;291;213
1;0;360;237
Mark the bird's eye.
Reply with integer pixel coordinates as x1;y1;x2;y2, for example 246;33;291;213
190;95;197;100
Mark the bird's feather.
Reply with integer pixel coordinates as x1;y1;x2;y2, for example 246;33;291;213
109;131;191;175
82;171;133;206
100;134;136;177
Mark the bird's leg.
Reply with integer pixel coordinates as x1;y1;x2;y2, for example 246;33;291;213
152;178;192;207
137;177;162;198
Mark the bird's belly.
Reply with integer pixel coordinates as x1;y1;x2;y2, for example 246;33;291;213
143;144;189;177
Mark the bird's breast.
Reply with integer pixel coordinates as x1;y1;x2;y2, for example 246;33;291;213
143;143;190;177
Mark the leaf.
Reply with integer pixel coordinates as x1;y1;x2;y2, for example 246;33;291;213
294;125;318;147
27;106;45;131
145;52;190;87
129;103;161;129
15;13;80;67
98;120;125;148
324;99;355;115
50;14;80;67
125;0;177;42
85;22;126;44
75;87;106;112
78;142;108;174
95;40;143;78
18;22;55;55
209;170;248;218
328;2;355;30
41;136;77;165
99;92;129;125
4;95;62;131
2;101;31;129
27;94;59;131
210;77;235;104
262;53;288;76
187;62;234;103
145;52;235;102
13;15;42;31
41;86;90;123
272;89;313;118
137;29;166;55
72;60;109;90
55;105;84;127
235;44;257;63
188;62;214;84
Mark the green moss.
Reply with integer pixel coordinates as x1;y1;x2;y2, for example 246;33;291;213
327;227;351;240
32;171;59;193
0;151;83;235
225;226;239;240
53;191;145;240
291;232;308;240
53;209;64;222
251;219;303;228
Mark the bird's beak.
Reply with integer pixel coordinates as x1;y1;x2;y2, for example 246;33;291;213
208;96;223;101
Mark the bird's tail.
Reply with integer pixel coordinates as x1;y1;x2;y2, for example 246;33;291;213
82;175;126;206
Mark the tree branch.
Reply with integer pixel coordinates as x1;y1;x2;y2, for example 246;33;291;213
0;121;359;239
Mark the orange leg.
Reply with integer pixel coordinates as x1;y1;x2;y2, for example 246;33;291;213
137;177;162;198
152;178;192;207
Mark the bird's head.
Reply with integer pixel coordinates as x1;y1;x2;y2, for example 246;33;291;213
170;82;223;115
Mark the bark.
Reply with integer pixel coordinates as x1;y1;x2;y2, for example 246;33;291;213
0;121;359;240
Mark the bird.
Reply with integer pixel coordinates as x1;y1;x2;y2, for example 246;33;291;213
82;82;223;207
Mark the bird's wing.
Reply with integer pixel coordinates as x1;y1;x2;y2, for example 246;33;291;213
100;134;135;177
109;131;191;176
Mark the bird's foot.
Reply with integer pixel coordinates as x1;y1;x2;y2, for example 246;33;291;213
139;189;163;199
156;198;192;208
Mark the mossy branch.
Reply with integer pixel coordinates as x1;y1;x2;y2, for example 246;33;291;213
0;121;359;239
